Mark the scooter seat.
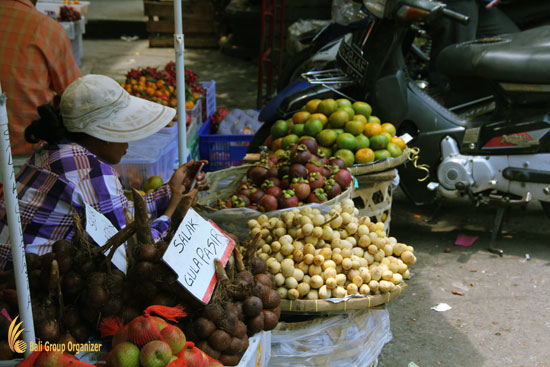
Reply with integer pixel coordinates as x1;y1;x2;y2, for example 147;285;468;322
437;26;550;84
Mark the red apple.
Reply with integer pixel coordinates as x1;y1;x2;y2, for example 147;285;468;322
139;340;173;367
160;324;187;354
110;342;140;367
127;316;161;347
183;347;209;367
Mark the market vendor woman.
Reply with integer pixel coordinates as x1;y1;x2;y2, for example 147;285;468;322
0;74;206;270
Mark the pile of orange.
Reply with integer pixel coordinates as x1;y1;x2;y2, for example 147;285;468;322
120;76;201;110
267;98;407;166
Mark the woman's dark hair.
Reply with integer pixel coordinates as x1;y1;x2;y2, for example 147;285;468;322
24;104;87;145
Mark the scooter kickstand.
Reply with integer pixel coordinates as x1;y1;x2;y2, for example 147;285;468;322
424;200;444;224
488;206;507;256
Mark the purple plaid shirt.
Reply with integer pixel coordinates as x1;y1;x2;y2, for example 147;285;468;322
0;141;172;270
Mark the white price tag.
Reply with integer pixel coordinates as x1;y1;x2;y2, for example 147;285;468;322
163;208;235;303
84;204;128;274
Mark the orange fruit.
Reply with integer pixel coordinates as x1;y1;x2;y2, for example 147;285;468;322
271;137;283;151
364;122;382;138
265;135;273;148
317;99;338;116
291;123;305;136
345;119;366;136
342;106;355;120
381;123;396;137
352;101;372;117
311;113;328;126
293;111;311;124
185;100;195;109
304;99;322;113
382;132;393;143
328;110;350;129
391;136;406;150
355;148;375;164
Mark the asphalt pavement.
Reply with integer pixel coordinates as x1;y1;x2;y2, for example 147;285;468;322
80;39;550;367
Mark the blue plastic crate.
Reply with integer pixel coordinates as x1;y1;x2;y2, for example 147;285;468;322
199;119;254;171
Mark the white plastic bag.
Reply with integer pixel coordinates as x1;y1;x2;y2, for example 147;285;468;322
270;309;392;367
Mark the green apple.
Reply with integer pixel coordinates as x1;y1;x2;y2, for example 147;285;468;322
110;342;140;367
139;340;173;367
160;325;186;354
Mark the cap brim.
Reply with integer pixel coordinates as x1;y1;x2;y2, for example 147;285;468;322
85;95;176;143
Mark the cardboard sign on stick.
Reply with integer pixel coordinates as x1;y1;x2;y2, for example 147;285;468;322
85;204;128;274
163;208;235;303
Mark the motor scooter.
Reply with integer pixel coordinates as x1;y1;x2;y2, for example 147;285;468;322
251;0;550;253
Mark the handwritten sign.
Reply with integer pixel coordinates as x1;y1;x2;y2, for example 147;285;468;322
84;204;127;274
163;208;235;303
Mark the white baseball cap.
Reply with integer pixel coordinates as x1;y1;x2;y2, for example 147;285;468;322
60;74;176;142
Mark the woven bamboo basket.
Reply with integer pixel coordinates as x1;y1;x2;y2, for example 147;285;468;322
279;283;407;313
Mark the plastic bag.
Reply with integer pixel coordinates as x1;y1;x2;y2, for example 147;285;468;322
332;0;364;25
270;309;392;367
196;165;354;241
217;109;262;136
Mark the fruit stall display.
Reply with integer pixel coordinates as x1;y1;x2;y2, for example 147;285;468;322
267;98;408;167
0;192;279;366
120;62;206;127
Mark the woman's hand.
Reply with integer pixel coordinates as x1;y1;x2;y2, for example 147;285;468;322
164;160;209;218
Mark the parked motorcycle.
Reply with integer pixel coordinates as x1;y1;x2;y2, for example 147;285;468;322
251;0;550;252
277;0;550;93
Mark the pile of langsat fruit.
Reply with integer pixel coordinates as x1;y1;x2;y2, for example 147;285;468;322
248;199;416;300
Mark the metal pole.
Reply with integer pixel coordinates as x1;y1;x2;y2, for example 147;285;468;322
174;0;187;165
0;84;35;357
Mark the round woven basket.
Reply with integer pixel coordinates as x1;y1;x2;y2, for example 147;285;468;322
279;283;407;313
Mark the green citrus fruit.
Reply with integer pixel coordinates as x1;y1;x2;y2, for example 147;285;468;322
336;132;357;151
334;149;355;167
345;119;365;136
381;122;397;137
270;119;288;139
382;132;393;143
355;134;370;149
143;176;163;192
282;134;299;149
328;110;349;129
291;123;305;136
318;146;332;158
352;101;372;118
386;142;403;157
305;99;322;113
304;118;324;137
317;99;338;116
369;134;389;150
368;115;381;124
374;149;392;161
317;129;338;147
342;106;355;120
336;98;352;108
